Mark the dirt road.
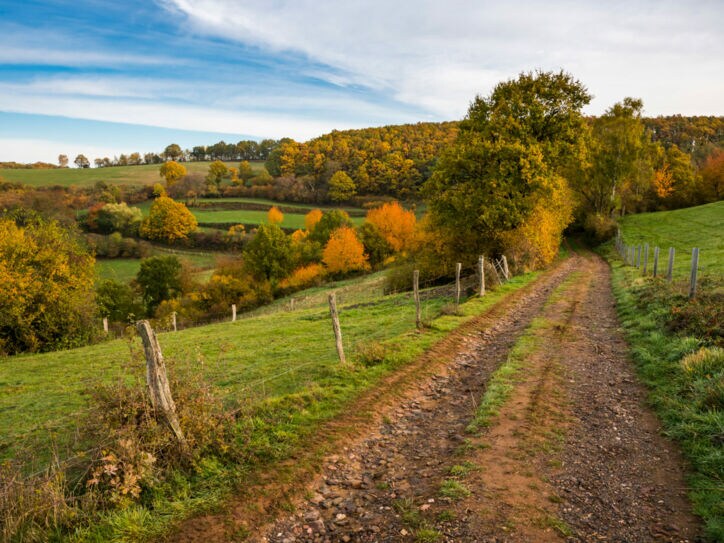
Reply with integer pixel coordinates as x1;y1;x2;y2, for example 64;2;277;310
252;254;701;542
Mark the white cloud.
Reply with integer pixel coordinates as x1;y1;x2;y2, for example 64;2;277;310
162;0;724;116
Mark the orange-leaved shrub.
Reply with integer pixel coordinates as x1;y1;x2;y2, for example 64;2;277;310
277;263;325;293
365;201;416;252
304;208;323;231
322;226;370;275
268;206;284;224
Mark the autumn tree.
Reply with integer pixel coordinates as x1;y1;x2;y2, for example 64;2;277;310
96;279;143;322
322;226;370;275
206;160;229;188
163;143;183;161
358;222;393;268
93;202;143;236
309;209;352;245
243;224;294;281
268;206;284;224
139;196;198;243
237;160;255;183
328;170;357;202
0;218;97;354
58;154;68;168
159;160;187;187
304;209;323;231
365;202;416;252
700;149;724;202
74;154;90;168
426;70;588;266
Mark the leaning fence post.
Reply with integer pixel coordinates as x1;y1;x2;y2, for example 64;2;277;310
478;256;485;296
653;247;659;278
455;262;462;308
136;320;187;449
501;255;510;281
328;293;346;364
413;270;422;330
667;247;675;282
231;304;237;322
103;317;108;334
689;248;699;299
643;244;649;275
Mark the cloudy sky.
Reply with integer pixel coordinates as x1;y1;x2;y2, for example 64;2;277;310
0;0;722;163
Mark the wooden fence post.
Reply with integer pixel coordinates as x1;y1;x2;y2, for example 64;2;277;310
636;245;641;268
231;304;237;322
455;262;462;308
667;247;675;282
103;317;108;334
478;256;485;296
413;270;422;330
653;247;659;278
501;255;510;281
328;293;346;364
689;248;699;299
643;244;649;275
290;298;295;311
136;320;187;449
172;311;177;332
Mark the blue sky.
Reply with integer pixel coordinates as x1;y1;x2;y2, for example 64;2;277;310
0;0;722;163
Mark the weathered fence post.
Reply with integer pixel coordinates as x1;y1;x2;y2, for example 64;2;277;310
413;270;422;330
103;317;108;334
328;293;346;364
636;245;641;268
689;248;699;299
653;247;659;278
478;256;485;296
136;320;187;449
231;304;237;322
455;262;462;308
290;298;295;311
501;255;510;281
667;247;675;282
643;244;649;275
171;311;177;332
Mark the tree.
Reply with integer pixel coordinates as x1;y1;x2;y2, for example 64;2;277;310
206;160;229;188
139;196;197;243
425;71;589;265
700;149;724;202
96;279;143;322
268;206;284;224
358;222;393;268
365;202;416;252
237;160;255;183
243;224;293;281
308;209;352;245
328;171;357;202
163;143;183;161
74;154;90;168
304;209;323;231
136;256;183;314
322;226;370;275
93;202;143;236
58;154;68;168
159;160;187;187
575;98;649;216
0;218;97;354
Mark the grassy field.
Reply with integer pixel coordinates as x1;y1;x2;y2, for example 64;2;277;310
0;161;262;188
618;200;723;278
135;199;365;230
95;248;220;283
608;201;723;540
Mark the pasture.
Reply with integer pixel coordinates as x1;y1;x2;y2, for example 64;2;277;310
0;161;263;188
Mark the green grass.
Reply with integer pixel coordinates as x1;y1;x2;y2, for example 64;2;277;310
1;270;542;541
439;479;471;500
134;199;364;230
618;200;723;278
95;248;221;283
607;201;724;541
0;161;262;188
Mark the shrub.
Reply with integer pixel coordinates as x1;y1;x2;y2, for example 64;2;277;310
277;264;324;294
354;341;388;367
583;212;618;244
139;196;198;243
322;226;370;276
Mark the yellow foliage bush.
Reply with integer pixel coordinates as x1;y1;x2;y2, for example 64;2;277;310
304;209;323;231
268;206;284;224
365;201;416;252
278;263;325;292
322;226;370;275
139;196;198;243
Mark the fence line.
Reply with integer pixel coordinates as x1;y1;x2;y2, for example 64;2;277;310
614;231;700;298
